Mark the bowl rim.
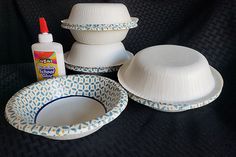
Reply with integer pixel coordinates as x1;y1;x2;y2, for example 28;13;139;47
5;74;128;137
118;61;223;108
64;51;133;73
61;17;138;31
65;62;121;73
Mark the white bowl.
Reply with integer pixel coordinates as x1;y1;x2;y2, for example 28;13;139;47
66;3;132;25
118;45;223;111
61;3;138;44
5;75;128;140
70;29;129;44
65;42;133;67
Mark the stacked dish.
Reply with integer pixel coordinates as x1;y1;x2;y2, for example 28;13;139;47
118;45;223;112
5;75;128;140
61;3;138;73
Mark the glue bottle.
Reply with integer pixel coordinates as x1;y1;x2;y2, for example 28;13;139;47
32;17;66;81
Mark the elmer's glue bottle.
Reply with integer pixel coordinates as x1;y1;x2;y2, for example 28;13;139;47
32;17;66;81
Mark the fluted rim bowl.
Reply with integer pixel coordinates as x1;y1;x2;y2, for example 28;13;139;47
118;45;223;112
64;42;134;73
5;75;128;139
64;51;133;73
65;42;133;67
61;3;138;31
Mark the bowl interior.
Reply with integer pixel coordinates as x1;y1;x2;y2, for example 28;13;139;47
36;96;106;126
9;75;124;126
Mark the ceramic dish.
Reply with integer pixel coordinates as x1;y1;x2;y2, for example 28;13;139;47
64;51;133;73
66;42;132;67
118;45;223;112
5;75;128;140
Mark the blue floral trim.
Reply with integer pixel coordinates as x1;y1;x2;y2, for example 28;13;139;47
61;17;138;31
5;75;128;137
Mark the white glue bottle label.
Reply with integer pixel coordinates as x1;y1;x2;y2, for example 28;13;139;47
31;17;66;81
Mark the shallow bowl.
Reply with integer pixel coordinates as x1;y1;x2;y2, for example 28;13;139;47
5;75;128;140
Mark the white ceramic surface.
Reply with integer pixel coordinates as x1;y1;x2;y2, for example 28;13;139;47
70;29;129;44
65;42;133;67
66;3;132;25
5;75;128;140
118;45;224;105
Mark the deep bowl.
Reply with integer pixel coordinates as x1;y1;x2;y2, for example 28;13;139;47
5;75;128;140
66;3;131;24
61;3;138;44
65;42;133;68
118;45;223;111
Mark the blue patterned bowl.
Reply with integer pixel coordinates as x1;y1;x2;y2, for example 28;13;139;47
5;75;128;140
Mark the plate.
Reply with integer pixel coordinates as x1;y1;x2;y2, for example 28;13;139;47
5;75;128;140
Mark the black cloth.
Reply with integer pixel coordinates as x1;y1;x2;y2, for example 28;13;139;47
0;64;235;157
0;0;236;156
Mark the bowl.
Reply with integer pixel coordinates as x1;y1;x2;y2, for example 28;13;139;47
65;42;133;68
62;3;137;27
5;75;128;140
61;3;138;44
69;29;129;44
118;45;223;111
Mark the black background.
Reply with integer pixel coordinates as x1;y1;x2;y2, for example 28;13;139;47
0;0;236;156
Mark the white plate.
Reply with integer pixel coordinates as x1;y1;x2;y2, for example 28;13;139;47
5;75;128;140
